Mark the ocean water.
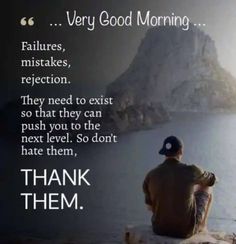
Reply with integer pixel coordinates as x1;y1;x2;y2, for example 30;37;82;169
0;112;236;243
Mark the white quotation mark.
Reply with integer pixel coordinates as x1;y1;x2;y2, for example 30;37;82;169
20;17;34;26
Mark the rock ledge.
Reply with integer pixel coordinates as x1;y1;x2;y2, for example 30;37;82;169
125;225;234;244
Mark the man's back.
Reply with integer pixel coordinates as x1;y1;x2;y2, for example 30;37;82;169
143;158;216;238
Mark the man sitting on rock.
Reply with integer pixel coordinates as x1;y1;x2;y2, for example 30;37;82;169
143;136;217;238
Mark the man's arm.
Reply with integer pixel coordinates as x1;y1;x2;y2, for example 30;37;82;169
143;173;153;211
191;164;217;186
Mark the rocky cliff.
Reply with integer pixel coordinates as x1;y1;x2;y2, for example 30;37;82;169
105;25;236;132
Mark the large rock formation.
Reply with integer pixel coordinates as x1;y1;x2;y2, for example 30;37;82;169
105;25;236;132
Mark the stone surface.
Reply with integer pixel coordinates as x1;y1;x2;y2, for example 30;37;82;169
125;225;234;244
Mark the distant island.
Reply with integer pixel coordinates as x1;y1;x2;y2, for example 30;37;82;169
104;24;236;133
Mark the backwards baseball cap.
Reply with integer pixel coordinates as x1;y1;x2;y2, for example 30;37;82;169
159;136;183;156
